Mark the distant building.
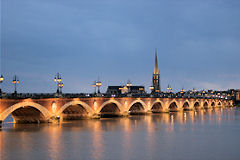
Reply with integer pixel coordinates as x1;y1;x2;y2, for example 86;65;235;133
152;49;161;93
236;90;240;102
106;86;145;95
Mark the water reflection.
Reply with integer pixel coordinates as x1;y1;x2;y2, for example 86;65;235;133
122;118;132;160
91;121;104;160
1;107;240;160
48;125;63;160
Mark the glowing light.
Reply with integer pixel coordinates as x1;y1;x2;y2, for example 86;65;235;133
149;86;154;90
94;101;97;111
124;101;128;111
96;82;102;87
0;75;4;82
148;101;151;110
52;102;57;113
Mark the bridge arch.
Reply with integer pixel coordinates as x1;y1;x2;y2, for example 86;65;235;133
182;100;190;110
169;100;179;112
194;101;201;108
217;101;222;107
0;102;51;122
211;102;215;107
151;100;164;113
203;101;209;108
97;99;123;115
128;100;147;111
128;100;147;114
57;101;94;119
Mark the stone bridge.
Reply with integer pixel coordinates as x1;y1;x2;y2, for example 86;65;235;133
0;97;233;124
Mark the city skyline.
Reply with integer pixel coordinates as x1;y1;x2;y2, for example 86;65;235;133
1;0;240;93
0;50;238;94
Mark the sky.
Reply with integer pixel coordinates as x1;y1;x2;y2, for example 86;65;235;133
1;0;240;93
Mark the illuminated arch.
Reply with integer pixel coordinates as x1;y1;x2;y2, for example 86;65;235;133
57;101;94;116
182;100;190;109
151;100;164;109
0;102;50;121
128;99;147;112
168;100;179;111
193;101;200;108
203;101;209;108
169;100;179;108
151;100;165;112
211;102;215;107
217;101;222;106
97;99;123;114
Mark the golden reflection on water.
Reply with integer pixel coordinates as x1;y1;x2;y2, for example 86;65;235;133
122;118;132;160
1;107;239;160
91;120;104;160
146;115;156;158
48;125;63;160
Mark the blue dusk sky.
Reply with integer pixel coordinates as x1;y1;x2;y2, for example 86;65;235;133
1;0;240;93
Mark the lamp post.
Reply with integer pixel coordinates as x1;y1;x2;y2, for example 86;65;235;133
126;80;132;93
12;75;19;94
167;84;172;93
180;88;185;94
54;73;62;94
58;82;64;93
149;86;154;93
96;80;102;93
0;75;4;94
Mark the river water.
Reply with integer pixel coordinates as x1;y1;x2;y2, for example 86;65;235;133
1;107;240;160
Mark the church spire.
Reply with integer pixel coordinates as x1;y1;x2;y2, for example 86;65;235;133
153;49;160;74
152;48;161;92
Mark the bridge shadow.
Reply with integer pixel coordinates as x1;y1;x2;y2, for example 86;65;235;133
61;104;89;121
99;103;122;118
129;102;146;115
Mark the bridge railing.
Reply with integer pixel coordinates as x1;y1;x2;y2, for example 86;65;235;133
0;92;230;100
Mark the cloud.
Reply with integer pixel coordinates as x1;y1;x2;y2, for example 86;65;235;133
2;0;240;93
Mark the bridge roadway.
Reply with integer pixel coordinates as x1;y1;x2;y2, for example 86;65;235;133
0;97;234;124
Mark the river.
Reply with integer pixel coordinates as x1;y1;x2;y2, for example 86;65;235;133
1;107;240;160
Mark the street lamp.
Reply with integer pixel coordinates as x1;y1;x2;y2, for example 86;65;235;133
180;88;185;94
149;86;154;93
58;82;64;93
0;75;4;94
126;80;132;93
96;80;102;93
167;84;172;93
54;73;62;94
12;75;19;94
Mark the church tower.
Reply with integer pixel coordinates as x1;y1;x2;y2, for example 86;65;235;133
152;49;161;92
